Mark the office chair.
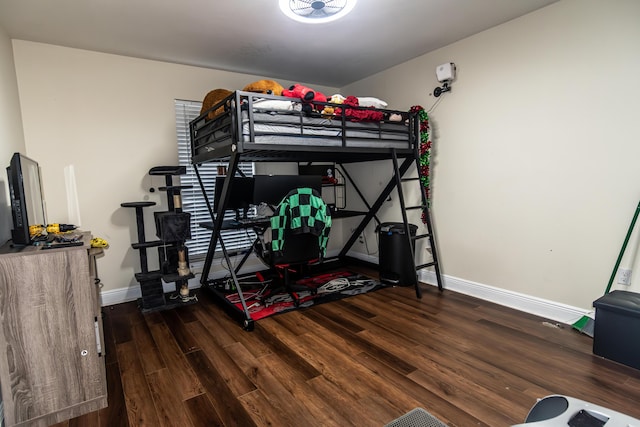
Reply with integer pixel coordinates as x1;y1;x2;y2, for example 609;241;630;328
256;187;332;305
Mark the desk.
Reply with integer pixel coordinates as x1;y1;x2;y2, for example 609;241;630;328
199;217;270;278
200;217;270;231
201;209;365;232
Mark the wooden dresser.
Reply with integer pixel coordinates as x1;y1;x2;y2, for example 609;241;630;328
0;234;107;426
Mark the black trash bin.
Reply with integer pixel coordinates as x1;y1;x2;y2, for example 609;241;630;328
377;222;418;286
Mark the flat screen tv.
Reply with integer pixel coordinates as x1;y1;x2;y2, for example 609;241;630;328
253;175;322;206
6;153;47;246
213;176;255;217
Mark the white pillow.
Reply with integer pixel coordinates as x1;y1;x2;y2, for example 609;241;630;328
253;99;300;111
357;97;388;109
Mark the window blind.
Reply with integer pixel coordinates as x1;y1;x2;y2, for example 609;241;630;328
174;99;256;262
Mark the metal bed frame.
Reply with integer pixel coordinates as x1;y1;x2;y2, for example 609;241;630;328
189;91;439;330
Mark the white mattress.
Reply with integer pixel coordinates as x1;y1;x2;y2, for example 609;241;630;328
241;111;410;149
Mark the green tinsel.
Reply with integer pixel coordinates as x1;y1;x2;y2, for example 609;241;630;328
410;105;432;223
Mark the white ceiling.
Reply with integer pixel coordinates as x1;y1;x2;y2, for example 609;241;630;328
0;0;558;87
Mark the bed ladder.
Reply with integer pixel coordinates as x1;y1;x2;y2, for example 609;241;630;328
391;148;444;298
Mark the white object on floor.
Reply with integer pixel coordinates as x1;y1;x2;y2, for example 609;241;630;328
512;394;640;426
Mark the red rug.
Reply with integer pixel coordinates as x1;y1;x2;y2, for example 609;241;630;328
223;270;385;321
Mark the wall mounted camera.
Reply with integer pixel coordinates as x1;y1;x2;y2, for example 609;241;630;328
433;62;456;97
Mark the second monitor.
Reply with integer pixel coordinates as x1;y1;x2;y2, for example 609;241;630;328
213;176;254;217
214;175;323;215
253;175;322;207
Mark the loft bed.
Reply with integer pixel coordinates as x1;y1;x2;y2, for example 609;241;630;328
190;91;419;164
189;90;440;330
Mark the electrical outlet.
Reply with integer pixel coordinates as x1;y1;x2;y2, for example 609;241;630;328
618;268;632;285
351;228;364;244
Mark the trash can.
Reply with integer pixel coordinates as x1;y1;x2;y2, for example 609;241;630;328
377;222;418;286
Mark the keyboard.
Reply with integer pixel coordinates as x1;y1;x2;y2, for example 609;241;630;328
236;216;270;226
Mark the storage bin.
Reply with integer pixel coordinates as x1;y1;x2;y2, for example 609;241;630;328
592;290;640;370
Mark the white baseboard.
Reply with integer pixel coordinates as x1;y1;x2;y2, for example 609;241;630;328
345;250;378;264
418;270;589;325
100;258;269;307
100;286;142;307
100;252;590;326
345;250;588;324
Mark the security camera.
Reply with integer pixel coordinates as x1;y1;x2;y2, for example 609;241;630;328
436;62;456;82
433;62;456;97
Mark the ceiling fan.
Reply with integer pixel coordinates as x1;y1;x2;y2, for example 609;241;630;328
279;0;358;24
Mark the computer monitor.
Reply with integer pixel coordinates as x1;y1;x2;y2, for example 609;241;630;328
253;175;322;206
213;176;255;218
6;153;47;246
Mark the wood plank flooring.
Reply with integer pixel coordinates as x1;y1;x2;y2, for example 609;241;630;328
52;279;640;427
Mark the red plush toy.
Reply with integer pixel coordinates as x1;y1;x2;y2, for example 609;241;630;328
282;83;315;101
282;84;327;114
335;96;384;122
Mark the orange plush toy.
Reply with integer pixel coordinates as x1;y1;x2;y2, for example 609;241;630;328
242;80;285;96
200;88;233;120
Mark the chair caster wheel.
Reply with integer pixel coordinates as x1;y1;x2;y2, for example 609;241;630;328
243;319;255;331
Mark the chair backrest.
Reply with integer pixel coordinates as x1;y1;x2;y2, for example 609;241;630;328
269;187;331;265
271;232;321;266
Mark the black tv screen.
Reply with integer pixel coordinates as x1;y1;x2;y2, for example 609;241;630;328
253;175;322;206
213;176;255;213
6;153;47;246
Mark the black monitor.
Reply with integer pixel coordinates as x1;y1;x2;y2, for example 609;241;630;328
6;153;47;246
213;176;255;218
253;175;323;206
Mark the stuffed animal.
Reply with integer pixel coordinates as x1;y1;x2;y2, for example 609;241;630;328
312;90;327;113
329;94;346;105
201;88;233;120
387;113;405;122
282;83;314;101
242;79;285;96
321;105;335;118
321;94;345;118
282;84;327;115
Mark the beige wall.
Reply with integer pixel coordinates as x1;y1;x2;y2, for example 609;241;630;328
342;0;640;310
12;40;337;298
0;24;26;245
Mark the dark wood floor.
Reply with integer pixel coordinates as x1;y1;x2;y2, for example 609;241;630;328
53;277;640;427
